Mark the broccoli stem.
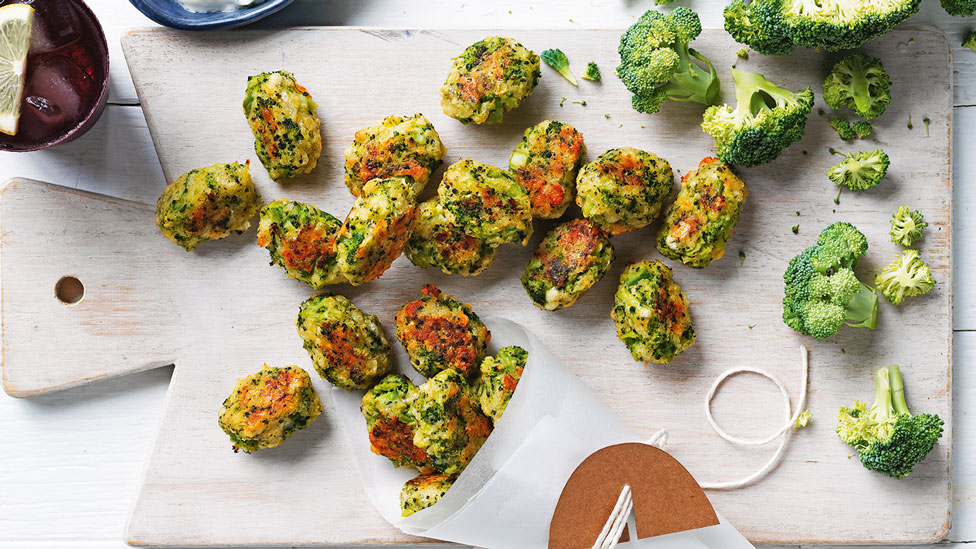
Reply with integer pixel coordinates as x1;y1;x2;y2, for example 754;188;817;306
665;46;720;105
844;283;879;329
849;58;873;114
873;366;895;422
888;365;910;416
730;68;792;117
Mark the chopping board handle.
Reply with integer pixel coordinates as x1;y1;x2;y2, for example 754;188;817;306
1;179;183;397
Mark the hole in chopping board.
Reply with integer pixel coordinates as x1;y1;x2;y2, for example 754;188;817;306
55;276;85;305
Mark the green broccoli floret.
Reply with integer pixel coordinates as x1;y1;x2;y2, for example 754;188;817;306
831;118;874;140
541;48;578;86
889;205;928;247
941;0;976;16
580;61;601;82
701;68;813;167
828;149;889;202
736;48;749;59
965;31;976;51
783;222;879;339
875;249;936;305
616;7;720;115
836;365;943;479
852;120;873;138
725;0;921;54
829;118;856;140
823;54;891;120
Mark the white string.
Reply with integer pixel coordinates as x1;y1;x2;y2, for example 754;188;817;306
592;346;809;547
698;345;809;490
593;484;633;549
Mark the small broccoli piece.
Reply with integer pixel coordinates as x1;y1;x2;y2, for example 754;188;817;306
792;224;799;234
655;0;678;4
794;409;812;429
580;61;601;82
908;114;913;130
701;68;814;167
541;48;578;86
616;7;720;115
852;120;873;138
829;119;873;140
836;365;943;479
724;0;921;54
828;149;889;202
782;222;879;339
923;117;931;137
875;249;936;305
889;205;927;247
829;118;855;140
823;54;891;121
965;31;976;51
941;0;976;16
736;49;749;60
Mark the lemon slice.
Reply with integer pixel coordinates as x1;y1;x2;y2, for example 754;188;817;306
0;3;33;136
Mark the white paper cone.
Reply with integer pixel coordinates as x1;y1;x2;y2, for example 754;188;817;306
333;317;755;549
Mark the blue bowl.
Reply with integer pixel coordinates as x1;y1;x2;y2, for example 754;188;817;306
128;0;295;31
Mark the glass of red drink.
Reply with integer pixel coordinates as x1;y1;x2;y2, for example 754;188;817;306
0;0;109;152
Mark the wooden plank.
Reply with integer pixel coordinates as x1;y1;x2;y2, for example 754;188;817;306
0;26;951;545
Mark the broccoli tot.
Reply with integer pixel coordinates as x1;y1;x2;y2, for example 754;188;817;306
941;0;976;16
782;222;879;339
889;205;928;247
581;62;601;82
701;69;814;167
724;0;921;54
478;346;528;423
612;260;695;364
836;365;944;479
965;31;976;52
828;149;889;202
823;54;891;121
541;48;578;86
875;249;936;305
615;7;720;115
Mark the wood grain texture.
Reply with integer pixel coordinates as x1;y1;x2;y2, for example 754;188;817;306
0;27;952;546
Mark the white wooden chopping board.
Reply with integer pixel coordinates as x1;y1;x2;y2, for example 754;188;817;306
1;27;951;545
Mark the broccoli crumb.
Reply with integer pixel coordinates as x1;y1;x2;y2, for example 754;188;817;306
803;150;808;155
828;147;841;155
736;48;749;59
923;117;931;137
793;409;812;429
964;31;976;51
559;96;567;107
908;114;913;130
796;211;801;216
604;113;610;119
748;324;756;329
792;224;799;234
580;61;601;82
573;100;587;106
738;250;746;266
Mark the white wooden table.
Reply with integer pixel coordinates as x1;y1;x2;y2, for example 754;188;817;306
0;1;972;547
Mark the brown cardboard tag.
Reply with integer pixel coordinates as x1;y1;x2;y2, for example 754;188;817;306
548;443;719;548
